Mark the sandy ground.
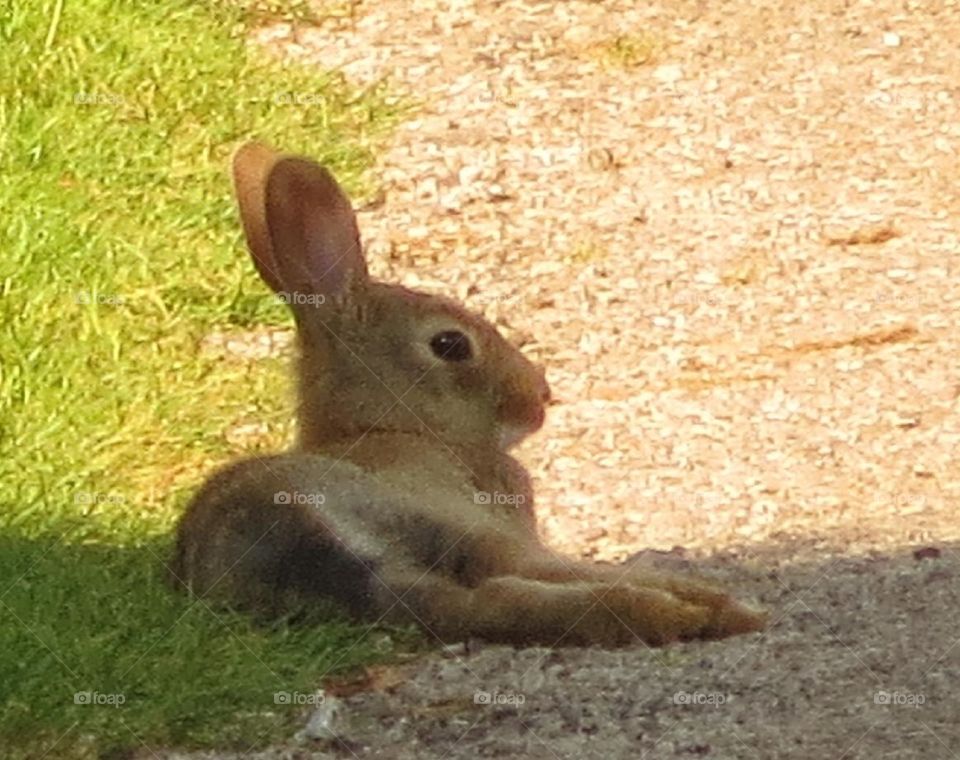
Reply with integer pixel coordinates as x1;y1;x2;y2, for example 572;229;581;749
247;0;960;561
158;0;960;756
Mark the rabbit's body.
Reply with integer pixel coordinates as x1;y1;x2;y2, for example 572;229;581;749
173;446;532;616
171;142;767;647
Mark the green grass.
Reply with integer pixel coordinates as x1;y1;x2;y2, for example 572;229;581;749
0;1;415;756
588;32;663;69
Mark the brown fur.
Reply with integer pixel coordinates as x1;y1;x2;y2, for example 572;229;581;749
170;142;767;647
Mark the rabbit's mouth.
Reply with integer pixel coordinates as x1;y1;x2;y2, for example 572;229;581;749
498;424;536;451
495;384;548;450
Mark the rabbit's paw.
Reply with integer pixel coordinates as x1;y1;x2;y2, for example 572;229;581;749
580;585;712;647
627;573;767;640
699;596;768;639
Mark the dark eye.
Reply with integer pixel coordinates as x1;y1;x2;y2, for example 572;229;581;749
429;330;472;361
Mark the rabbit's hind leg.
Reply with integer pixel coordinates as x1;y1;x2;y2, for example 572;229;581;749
513;551;767;640
368;565;710;647
171;455;382;621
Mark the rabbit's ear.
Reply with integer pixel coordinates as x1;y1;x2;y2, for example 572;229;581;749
263;155;368;300
232;142;287;294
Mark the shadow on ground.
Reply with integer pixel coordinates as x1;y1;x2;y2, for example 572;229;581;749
140;540;960;760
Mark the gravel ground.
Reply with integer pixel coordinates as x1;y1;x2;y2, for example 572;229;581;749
165;0;960;756
154;548;960;759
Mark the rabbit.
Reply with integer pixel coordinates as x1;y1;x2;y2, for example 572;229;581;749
170;141;767;647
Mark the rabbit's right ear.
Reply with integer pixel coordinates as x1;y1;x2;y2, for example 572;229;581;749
232;141;368;301
232;142;287;294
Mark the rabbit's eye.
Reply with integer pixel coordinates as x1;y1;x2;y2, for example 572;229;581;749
429;330;472;362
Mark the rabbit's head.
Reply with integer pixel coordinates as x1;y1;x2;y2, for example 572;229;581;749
232;142;551;456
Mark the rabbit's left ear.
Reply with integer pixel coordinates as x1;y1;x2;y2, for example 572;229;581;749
263;155;368;300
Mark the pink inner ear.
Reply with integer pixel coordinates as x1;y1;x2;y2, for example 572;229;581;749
302;197;361;296
264;157;368;300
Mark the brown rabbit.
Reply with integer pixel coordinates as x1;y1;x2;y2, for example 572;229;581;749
170;142;767;647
